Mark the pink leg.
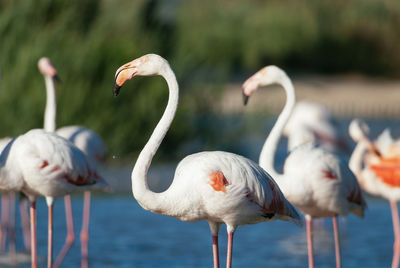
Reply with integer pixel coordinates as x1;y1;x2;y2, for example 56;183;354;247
19;198;31;252
30;201;37;268
332;216;341;268
306;216;315;268
0;193;9;251
212;235;220;268
8;192;16;264
0;194;5;251
80;191;91;268
226;232;234;268
53;195;75;268
390;200;400;268
48;203;53;268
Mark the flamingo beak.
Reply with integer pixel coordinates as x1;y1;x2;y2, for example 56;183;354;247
53;74;61;83
368;144;382;157
113;66;138;96
362;137;382;157
113;82;121;96
242;91;249;106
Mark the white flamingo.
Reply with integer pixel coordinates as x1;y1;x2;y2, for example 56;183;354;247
0;138;31;257
38;57;107;268
242;66;366;268
0;137;12;250
112;54;302;268
349;119;400;268
282;100;347;153
0;129;108;268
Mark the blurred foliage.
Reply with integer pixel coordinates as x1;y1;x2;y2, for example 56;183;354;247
0;0;399;160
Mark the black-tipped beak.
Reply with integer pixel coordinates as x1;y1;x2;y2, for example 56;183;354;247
242;91;249;106
372;147;382;157
113;83;121;96
53;74;61;83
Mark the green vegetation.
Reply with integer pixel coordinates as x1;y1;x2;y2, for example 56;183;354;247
0;0;399;160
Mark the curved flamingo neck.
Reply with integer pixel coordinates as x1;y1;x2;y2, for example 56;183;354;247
349;141;367;180
44;75;57;132
131;65;179;215
259;76;296;179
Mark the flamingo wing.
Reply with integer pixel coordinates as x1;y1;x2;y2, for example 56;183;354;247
9;129;104;197
369;157;400;187
56;126;106;165
183;152;303;225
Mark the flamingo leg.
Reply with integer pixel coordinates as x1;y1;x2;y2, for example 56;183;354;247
226;232;234;268
8;192;16;264
390;200;400;268
332;216;341;268
30;201;37;268
0;193;10;252
80;191;91;268
48;203;54;268
306;216;315;268
19;197;31;252
53;195;75;268
212;235;220;268
208;222;220;268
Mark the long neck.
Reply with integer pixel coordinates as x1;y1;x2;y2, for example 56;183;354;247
43;75;56;132
259;77;296;178
131;67;179;215
349;141;367;178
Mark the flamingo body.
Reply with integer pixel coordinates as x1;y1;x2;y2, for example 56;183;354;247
0;128;107;267
349;119;400;268
169;151;301;226
350;123;400;201
283;143;364;218
0;129;104;199
56;126;106;166
283;100;346;152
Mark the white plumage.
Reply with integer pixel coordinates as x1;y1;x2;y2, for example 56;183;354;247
56;126;106;167
0;129;105;201
242;65;366;268
113;54;301;268
38;57;107;268
0;128;107;267
349;119;400;268
283;100;346;153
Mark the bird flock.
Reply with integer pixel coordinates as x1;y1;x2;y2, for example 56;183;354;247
0;53;398;268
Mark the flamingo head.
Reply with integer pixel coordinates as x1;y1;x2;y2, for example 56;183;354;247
349;119;381;156
113;54;168;96
242;65;286;105
38;57;60;82
349;119;369;142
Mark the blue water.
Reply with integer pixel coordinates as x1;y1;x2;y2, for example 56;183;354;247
3;118;400;267
2;194;396;268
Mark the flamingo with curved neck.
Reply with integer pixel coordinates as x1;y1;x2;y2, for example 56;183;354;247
113;54;302;268
38;57;107;268
242;66;366;268
349;119;400;268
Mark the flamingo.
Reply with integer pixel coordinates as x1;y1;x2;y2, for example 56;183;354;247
0;138;31;256
242;66;366;268
112;54;302;268
283;100;348;153
349;119;400;268
0;137;12;251
0;129;108;268
38;57;107;268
